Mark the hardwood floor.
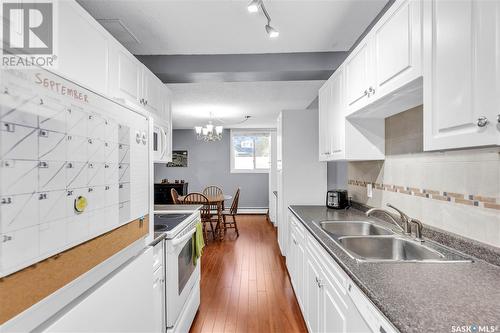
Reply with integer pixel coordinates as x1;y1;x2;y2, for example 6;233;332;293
190;214;307;333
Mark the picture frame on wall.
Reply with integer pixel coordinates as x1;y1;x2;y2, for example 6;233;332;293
167;150;188;167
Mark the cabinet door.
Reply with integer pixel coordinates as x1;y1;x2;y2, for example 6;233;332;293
305;248;321;333
57;1;109;95
321;277;347;333
109;44;142;105
288;229;298;289
296;238;306;310
142;68;162;115
164;88;173;162
344;40;372;115
372;0;422;99
318;80;332;160
329;69;345;160
423;0;499;150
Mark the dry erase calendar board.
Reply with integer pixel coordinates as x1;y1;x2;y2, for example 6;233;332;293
0;68;150;278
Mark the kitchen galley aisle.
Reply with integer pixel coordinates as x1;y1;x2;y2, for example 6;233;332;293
190;215;307;333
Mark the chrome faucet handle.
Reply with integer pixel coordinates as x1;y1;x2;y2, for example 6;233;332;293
409;218;424;241
386;203;411;233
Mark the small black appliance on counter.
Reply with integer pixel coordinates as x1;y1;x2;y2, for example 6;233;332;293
326;190;350;209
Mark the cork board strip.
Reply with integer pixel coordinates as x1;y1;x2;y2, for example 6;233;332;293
0;216;149;325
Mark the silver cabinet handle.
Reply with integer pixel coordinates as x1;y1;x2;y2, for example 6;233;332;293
293;239;298;245
364;89;368;96
315;276;325;288
368;86;375;96
497;114;500;123
477;116;489;127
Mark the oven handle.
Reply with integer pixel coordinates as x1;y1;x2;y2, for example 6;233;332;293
171;227;197;247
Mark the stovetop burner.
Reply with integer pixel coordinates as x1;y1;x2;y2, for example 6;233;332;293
154;213;193;234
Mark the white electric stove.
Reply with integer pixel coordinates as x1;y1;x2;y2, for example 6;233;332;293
153;205;202;333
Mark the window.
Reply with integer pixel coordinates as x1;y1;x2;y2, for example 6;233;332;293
230;130;271;173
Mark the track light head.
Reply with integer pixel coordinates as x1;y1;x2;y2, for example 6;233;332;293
265;24;279;38
247;0;261;13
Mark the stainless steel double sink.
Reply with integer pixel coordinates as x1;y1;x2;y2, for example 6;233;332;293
319;221;471;263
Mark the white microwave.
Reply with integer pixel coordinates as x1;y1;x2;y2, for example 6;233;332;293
153;121;170;163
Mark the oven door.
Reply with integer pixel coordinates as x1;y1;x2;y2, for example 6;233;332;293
153;124;167;162
165;223;201;328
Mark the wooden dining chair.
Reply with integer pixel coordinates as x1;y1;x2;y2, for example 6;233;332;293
222;188;240;237
203;185;224;214
203;185;223;197
170;188;180;204
183;192;216;242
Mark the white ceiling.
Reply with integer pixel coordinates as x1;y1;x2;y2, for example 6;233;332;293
78;0;388;55
167;80;324;129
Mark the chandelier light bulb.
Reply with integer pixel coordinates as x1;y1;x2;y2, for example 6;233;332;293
216;126;223;135
195;126;202;134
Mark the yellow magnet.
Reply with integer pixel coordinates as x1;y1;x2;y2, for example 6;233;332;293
74;196;88;213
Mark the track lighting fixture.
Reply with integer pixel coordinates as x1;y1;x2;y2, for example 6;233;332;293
247;0;279;38
247;0;261;13
265;24;279;38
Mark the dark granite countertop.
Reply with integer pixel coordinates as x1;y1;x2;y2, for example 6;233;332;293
289;205;500;333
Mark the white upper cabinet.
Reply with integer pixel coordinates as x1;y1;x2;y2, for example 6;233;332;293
318;78;333;160
344;0;423;117
56;1;110;95
108;45;143;107
318;67;384;161
423;0;500;150
372;0;422;99
141;67;163;115
319;69;346;161
330;70;346;159
108;43;169;118
344;40;372;115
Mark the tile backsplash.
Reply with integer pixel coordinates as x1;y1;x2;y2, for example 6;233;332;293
348;105;500;248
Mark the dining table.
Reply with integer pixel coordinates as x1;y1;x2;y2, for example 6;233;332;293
177;194;232;240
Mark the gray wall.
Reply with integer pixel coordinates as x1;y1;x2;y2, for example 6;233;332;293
327;161;348;190
154;129;269;208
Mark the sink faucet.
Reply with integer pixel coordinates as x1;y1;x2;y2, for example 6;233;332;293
386;203;411;234
365;203;411;234
409;218;424;242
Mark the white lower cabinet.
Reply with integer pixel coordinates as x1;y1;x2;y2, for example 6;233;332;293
287;212;397;333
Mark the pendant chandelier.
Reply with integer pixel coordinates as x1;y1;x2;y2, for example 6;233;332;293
194;113;223;142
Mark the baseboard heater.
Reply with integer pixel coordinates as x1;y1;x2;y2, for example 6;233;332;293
237;208;268;214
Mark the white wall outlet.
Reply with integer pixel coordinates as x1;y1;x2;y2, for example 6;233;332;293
367;183;373;198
